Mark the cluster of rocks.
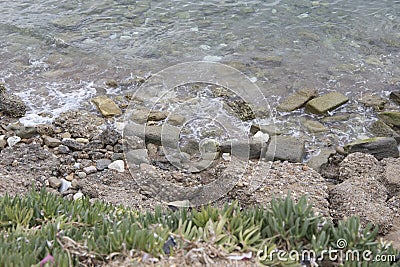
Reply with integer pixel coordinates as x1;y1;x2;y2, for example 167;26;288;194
0;109;126;200
0;83;27;118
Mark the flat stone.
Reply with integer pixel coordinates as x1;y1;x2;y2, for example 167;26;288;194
83;165;97;174
7;136;21;148
277;88;317;112
43;136;61;147
302;120;328;133
344;137;399;160
108;160;125;172
378;111;400;128
305;92;349;114
390;91;400;105
76;138;89;144
96;158;112;171
368;120;400;143
91;95;122;117
307;148;336;172
48;177;62;189
265;136;305;163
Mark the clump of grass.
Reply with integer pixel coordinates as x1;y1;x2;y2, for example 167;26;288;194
0;189;398;266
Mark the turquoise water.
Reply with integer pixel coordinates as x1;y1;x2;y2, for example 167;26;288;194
1;1;399;152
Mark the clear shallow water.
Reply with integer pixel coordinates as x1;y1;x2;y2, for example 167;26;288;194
1;0;400;154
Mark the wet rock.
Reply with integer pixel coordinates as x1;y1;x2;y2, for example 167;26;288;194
368;120;400;143
48;177;61;189
105;79;118;88
91;95;122;117
7;136;21;148
265;136;305;163
378;111;400;128
390;91;400;105
305;92;349;114
358;94;387;110
320;113;351;123
307;148;336;172
43;136;61;147
252;55;283;67
96;158;112;171
344;137;399;160
277;88;317;112
130;109;149;124
0;83;27;117
302;119;327;133
108;160;125;172
62;138;84;151
83;166;97;175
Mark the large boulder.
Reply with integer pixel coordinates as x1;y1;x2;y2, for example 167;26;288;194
344;137;399;160
0;83;27;117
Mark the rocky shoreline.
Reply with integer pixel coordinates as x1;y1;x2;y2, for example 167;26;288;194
0;81;400;249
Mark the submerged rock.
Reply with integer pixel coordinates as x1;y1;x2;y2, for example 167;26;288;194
305;92;349;114
277;88;317;112
358;94;387;110
344;137;399;160
368;120;400;143
390;91;400;105
302;119;328;133
378;111;400;128
0;83;27;117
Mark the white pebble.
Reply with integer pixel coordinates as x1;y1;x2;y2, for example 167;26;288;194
7;136;21;148
108;160;125;172
73;192;84;200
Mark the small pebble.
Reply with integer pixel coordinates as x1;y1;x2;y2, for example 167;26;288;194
48;177;62;189
77;171;87;179
83;166;97;174
7;136;21;148
73;192;84;200
59;178;71;193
